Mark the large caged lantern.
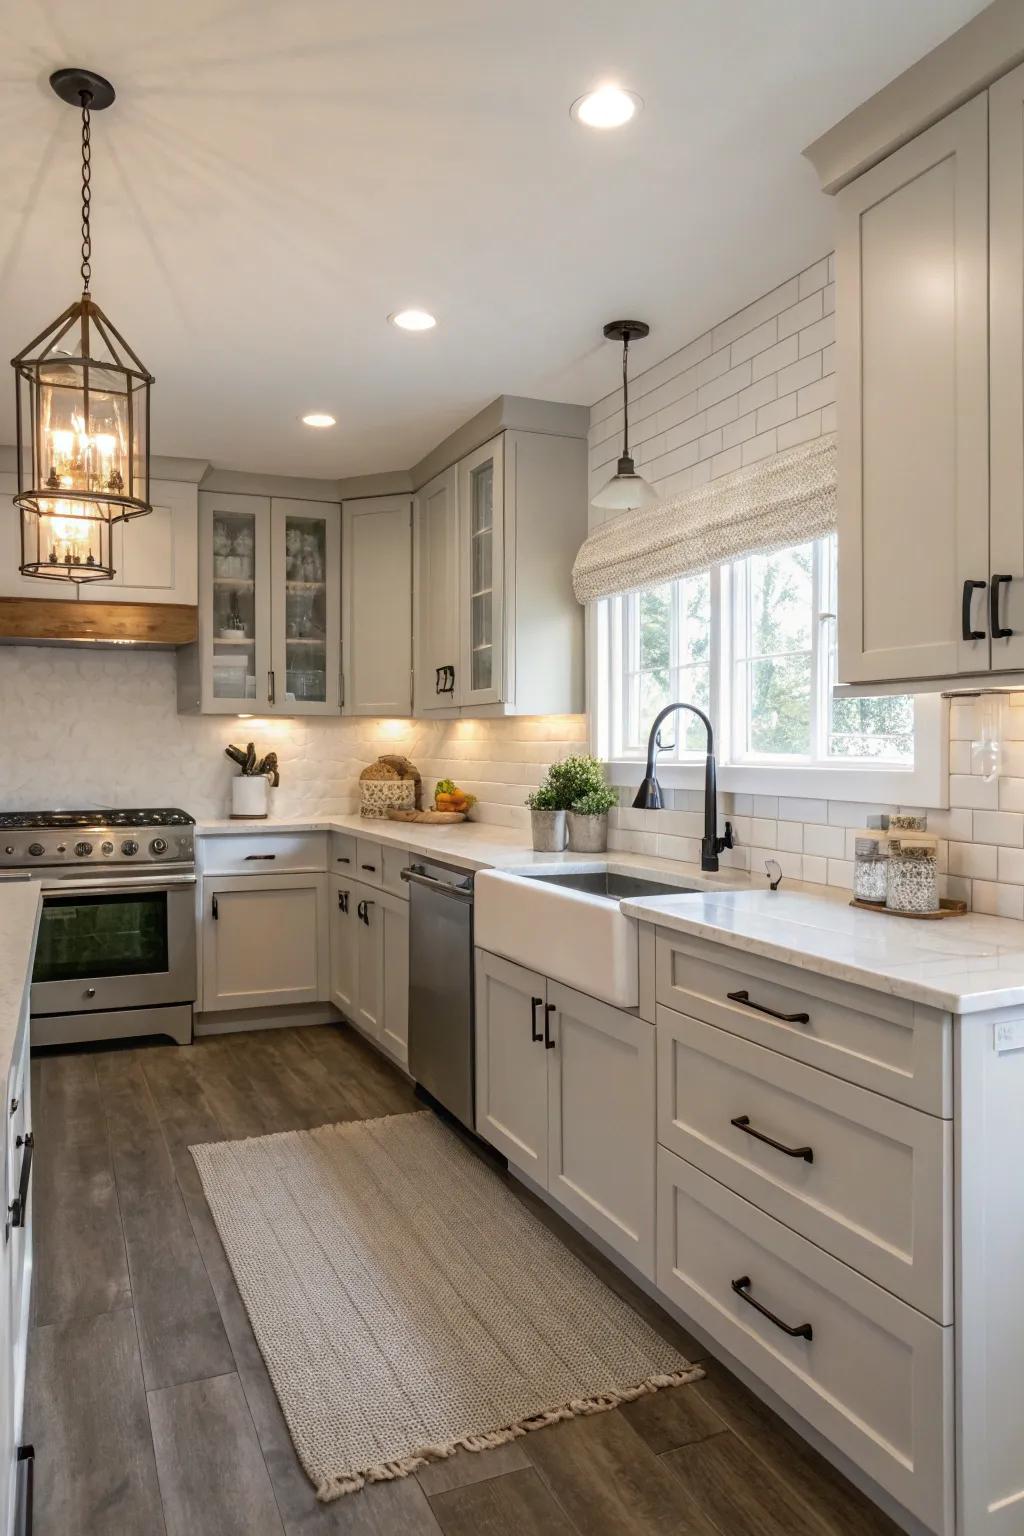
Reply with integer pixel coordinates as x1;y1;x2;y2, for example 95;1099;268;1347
11;69;154;584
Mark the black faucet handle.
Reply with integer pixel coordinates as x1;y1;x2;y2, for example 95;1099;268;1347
722;820;734;850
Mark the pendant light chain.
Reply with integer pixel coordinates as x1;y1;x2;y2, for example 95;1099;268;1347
621;334;630;459
79;89;93;292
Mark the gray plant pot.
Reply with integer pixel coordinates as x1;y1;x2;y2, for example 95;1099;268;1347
567;810;609;853
530;808;567;852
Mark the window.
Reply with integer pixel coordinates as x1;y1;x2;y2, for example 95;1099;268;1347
596;533;937;802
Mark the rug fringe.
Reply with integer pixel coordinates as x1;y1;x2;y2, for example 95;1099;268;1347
314;1365;705;1502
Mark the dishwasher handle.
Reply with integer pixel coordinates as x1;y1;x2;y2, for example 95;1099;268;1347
400;867;474;903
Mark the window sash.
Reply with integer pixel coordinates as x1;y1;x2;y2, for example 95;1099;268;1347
603;534;913;771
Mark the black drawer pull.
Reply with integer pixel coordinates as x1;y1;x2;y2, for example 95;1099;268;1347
991;573;1014;640
9;1132;33;1232
336;856;351;864
337;890;349;914
727;989;809;1025
530;995;543;1043
962;578;986;641
731;1115;813;1163
244;853;276;861
361;863;377;872
544;1002;556;1049
732;1275;812;1340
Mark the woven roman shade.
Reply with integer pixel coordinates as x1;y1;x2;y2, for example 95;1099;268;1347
572;433;836;603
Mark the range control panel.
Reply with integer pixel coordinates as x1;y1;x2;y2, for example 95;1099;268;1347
0;829;195;869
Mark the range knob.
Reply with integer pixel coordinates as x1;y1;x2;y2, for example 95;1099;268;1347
101;841;114;855
27;843;44;857
3;846;12;855
121;839;139;857
74;841;93;857
149;837;167;856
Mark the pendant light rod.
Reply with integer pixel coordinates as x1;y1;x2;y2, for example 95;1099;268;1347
591;319;658;512
602;319;649;467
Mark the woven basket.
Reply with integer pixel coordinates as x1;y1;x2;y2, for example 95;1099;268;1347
359;755;421;820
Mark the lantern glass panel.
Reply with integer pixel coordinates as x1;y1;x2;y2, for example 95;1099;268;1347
20;504;113;582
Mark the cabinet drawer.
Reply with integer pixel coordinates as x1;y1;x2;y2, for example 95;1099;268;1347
330;832;357;873
201;832;327;875
382;844;410;899
657;1148;953;1534
354;838;384;886
657;1007;951;1321
655;931;950;1115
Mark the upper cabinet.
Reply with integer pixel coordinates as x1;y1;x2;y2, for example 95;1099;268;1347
414;429;587;716
0;474;198;605
179;490;340;714
837;97;989;686
837;70;1024;689
342;494;413;717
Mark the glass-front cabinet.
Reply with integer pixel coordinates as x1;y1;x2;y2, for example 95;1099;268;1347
458;436;505;707
181;491;340;715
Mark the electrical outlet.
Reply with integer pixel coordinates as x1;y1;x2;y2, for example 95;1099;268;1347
994;1019;1024;1053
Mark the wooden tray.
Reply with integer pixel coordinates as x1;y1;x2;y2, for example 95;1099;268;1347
849;897;967;920
386;809;468;825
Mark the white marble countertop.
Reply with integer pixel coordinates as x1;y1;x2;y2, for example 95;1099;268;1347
622;885;1024;1015
0;881;40;1082
196;815;1024;1013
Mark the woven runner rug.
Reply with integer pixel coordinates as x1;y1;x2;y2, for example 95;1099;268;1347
191;1110;701;1500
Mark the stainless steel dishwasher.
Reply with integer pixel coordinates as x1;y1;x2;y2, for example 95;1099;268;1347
402;856;476;1129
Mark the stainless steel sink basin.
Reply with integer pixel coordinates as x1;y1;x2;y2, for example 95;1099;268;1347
522;871;699;901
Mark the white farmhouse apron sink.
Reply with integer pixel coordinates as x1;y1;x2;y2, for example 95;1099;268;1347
474;868;698;1008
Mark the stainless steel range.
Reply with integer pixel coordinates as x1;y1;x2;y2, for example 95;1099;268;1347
0;808;197;1047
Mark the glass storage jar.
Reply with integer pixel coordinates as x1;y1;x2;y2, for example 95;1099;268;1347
886;836;939;914
854;834;888;904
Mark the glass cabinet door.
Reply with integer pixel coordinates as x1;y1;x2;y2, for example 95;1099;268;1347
199;492;272;714
458;435;504;707
271;498;341;714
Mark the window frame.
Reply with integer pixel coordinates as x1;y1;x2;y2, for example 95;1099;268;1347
589;535;949;809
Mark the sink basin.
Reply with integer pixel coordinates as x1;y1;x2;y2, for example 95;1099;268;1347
522;871;699;901
474;868;699;1008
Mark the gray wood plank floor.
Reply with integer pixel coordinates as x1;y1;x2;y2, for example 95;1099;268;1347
24;1024;903;1536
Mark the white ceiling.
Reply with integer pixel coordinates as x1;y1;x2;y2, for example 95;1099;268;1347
1;0;988;478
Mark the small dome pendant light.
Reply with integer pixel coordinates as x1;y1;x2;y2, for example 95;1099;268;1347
11;68;154;585
591;320;659;513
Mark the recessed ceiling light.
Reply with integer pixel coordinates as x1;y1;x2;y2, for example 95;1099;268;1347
302;412;336;428
388;309;437;332
571;85;642;129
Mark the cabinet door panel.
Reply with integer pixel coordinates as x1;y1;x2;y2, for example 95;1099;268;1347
991;62;1024;670
270;498;341;714
354;885;384;1039
197;492;272;714
837;96;989;683
380;893;409;1066
459;435;505;708
474;949;548;1181
547;982;655;1279
329;876;357;1017
203;874;327;1010
342;495;412;715
414;467;460;711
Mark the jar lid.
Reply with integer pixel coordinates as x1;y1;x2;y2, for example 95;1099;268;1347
890;834;938;853
889;813;927;831
854;835;885;855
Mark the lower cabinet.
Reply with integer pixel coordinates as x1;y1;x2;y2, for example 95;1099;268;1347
330;874;409;1067
203;873;329;1011
0;943;32;1536
475;948;655;1279
657;1146;953;1534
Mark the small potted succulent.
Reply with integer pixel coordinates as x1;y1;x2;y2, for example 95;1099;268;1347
525;782;566;852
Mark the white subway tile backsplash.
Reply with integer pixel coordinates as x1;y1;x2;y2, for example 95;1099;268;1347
797;373;837;415
776;353;822;397
971;881;1024;920
948;842;998;880
998;846;1024;885
722;412;758;450
799;258;830;299
730;317;778;366
777;821;803;854
751;336;799;383
803;824;846;858
777;412;822;449
756;393;797;433
778;291;824;340
778;796;828;823
950;775;1000;811
975;810;1024;847
742;430;777;465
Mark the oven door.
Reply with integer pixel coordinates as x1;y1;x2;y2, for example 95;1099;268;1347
30;877;196;1016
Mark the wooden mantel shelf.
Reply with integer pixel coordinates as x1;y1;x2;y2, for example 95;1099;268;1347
0;597;198;648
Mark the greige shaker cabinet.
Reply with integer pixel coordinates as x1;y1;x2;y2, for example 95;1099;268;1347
838;69;1024;689
413;429;587;717
341;494;413;716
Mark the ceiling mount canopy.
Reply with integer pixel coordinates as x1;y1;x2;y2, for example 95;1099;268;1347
591;319;659;515
10;68;154;585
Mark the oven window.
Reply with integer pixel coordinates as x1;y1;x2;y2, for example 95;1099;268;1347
33;892;169;983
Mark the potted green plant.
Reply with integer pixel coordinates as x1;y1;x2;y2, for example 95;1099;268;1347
525;783;566;851
566;783;618;852
526;755;618;853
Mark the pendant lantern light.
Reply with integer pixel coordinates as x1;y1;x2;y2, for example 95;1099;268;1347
591;320;659;513
11;69;153;584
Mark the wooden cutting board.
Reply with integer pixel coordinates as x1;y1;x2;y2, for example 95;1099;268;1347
386;809;468;824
